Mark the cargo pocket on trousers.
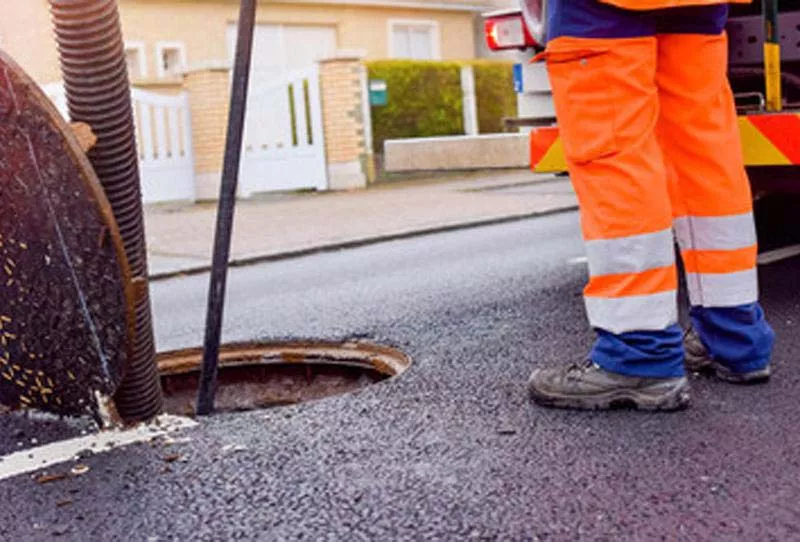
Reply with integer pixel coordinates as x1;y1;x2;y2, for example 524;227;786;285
545;48;618;164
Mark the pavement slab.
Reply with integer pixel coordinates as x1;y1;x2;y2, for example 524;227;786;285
144;171;577;279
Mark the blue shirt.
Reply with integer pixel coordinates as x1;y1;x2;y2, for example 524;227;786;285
546;0;729;42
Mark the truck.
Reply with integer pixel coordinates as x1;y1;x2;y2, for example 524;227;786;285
483;1;800;250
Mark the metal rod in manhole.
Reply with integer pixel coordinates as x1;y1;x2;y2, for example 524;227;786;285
196;0;258;416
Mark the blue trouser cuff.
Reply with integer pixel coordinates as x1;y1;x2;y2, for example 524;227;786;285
690;303;774;373
590;303;774;378
591;324;685;379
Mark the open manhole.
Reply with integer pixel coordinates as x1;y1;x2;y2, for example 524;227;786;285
157;341;411;415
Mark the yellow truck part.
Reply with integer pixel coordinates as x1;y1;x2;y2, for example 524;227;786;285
530;112;800;173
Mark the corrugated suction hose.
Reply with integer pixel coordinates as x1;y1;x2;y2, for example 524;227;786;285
49;0;163;422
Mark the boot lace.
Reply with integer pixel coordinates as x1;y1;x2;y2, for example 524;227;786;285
565;359;595;380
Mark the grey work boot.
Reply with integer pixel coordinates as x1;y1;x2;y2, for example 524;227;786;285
528;361;690;412
684;328;771;384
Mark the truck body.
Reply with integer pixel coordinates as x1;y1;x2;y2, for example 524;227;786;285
484;1;800;195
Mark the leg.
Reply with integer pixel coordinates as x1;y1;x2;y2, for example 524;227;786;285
528;1;689;411
655;30;775;378
546;15;683;378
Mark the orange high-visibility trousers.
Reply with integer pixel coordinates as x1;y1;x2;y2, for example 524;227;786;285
545;23;774;376
548;32;758;333
657;34;759;309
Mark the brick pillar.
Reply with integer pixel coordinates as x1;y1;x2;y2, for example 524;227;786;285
183;65;230;200
318;55;372;190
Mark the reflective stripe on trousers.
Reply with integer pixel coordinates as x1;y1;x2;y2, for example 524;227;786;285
582;213;760;335
583;228;677;334
673;212;758;307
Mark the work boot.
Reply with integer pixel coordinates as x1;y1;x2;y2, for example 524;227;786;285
528;361;690;411
684;328;771;384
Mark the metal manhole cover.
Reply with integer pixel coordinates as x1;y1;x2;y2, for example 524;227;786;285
0;52;133;415
157;341;411;414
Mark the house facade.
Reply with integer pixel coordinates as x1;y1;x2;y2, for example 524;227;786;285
1;0;510;85
1;0;510;202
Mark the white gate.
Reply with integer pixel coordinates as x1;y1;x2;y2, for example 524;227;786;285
131;88;195;203
238;65;328;196
41;83;196;204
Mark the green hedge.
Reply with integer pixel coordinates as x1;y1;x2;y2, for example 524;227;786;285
366;60;517;154
367;60;464;154
471;60;517;135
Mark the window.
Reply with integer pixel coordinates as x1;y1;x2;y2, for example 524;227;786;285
389;20;440;60
155;41;187;78
124;41;146;79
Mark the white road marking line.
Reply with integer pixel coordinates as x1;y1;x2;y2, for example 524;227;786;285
567;256;588;265
758;245;800;265
0;414;197;481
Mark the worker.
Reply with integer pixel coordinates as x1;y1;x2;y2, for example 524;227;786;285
528;0;775;410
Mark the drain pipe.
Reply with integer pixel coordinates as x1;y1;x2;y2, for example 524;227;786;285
49;0;163;422
196;0;257;415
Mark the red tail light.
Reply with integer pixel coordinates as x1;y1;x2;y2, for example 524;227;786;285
484;13;538;51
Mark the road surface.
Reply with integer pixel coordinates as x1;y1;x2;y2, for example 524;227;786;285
1;211;799;541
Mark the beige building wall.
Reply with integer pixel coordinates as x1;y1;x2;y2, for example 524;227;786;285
0;1;61;83
1;0;479;86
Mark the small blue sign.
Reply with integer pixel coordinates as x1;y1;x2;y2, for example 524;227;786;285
513;64;524;94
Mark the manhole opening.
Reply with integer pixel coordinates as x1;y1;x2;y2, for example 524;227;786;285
157;341;411;415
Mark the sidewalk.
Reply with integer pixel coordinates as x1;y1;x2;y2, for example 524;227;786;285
144;170;578;279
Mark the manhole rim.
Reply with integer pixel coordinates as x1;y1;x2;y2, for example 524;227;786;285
156;340;412;379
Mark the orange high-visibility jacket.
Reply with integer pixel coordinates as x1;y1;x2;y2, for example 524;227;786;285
600;0;750;9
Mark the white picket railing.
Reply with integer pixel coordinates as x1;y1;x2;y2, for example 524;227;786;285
41;83;196;204
131;88;195;203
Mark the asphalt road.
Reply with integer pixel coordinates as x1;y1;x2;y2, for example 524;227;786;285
2;211;800;541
